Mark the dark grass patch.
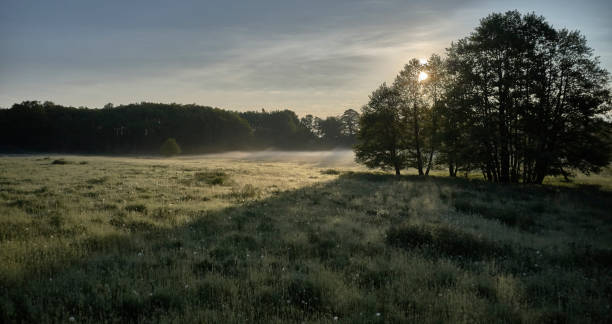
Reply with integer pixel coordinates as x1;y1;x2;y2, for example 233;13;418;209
321;169;341;175
95;203;119;210
553;243;612;270
196;279;235;309
87;176;109;185
194;171;230;185
51;159;73;165
221;233;259;251
124;221;158;233
386;223;507;260
285;274;326;313
454;199;537;231
124;204;147;214
6;198;59;215
224;184;259;201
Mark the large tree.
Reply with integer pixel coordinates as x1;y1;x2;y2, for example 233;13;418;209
355;84;407;175
393;58;434;175
446;11;611;183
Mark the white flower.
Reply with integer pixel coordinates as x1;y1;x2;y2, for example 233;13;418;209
69;316;75;322
376;312;381;317
333;316;339;321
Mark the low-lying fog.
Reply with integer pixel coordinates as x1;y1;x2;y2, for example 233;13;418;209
188;149;358;167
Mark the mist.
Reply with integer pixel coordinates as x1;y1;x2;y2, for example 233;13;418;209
188;149;357;167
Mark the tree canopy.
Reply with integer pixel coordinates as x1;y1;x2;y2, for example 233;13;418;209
355;11;611;183
0;102;357;154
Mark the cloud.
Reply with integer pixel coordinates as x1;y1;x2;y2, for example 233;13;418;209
1;0;610;115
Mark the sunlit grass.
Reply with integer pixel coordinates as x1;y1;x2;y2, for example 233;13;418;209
0;156;610;323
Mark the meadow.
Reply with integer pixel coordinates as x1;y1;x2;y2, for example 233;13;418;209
0;154;611;323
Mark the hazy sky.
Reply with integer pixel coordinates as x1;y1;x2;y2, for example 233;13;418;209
1;0;610;116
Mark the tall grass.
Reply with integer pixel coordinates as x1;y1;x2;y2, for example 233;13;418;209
0;156;610;323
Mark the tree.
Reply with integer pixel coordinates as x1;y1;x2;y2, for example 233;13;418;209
436;69;474;177
446;11;611;183
300;114;317;135
316;116;344;146
340;109;360;137
394;58;429;175
354;83;407;175
421;54;446;175
160;138;181;157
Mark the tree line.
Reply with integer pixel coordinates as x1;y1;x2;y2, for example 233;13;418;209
355;11;611;184
0;102;360;154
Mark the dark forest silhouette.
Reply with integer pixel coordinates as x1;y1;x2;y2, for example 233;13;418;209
0;102;359;154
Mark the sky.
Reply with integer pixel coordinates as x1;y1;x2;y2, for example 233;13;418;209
0;0;610;117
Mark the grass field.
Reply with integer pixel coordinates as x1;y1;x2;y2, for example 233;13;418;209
1;155;611;323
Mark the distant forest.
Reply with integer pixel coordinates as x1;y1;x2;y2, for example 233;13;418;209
0;101;360;154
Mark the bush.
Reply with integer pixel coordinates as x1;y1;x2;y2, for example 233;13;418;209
160;138;181;157
51;159;72;165
194;171;229;185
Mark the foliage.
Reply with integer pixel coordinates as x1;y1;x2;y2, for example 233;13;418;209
193;171;230;186
159;138;181;157
353;11;611;183
354;83;408;175
0;103;360;154
445;11;611;183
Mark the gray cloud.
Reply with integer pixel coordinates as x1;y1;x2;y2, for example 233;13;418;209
1;0;610;115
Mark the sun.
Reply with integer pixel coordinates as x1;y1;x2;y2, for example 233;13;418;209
418;71;428;82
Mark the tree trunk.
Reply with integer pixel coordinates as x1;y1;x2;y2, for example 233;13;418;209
394;163;401;176
425;149;434;175
413;103;424;175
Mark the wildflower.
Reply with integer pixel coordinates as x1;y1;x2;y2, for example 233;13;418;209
69;316;75;322
376;312;381;317
137;251;143;257
333;316;339;321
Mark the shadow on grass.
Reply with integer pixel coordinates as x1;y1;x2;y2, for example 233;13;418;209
2;172;612;323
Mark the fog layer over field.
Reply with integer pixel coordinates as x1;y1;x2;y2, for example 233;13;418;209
189;149;358;167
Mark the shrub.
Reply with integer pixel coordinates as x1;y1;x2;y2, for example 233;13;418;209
51;159;72;165
160;138;181;157
194;171;229;185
